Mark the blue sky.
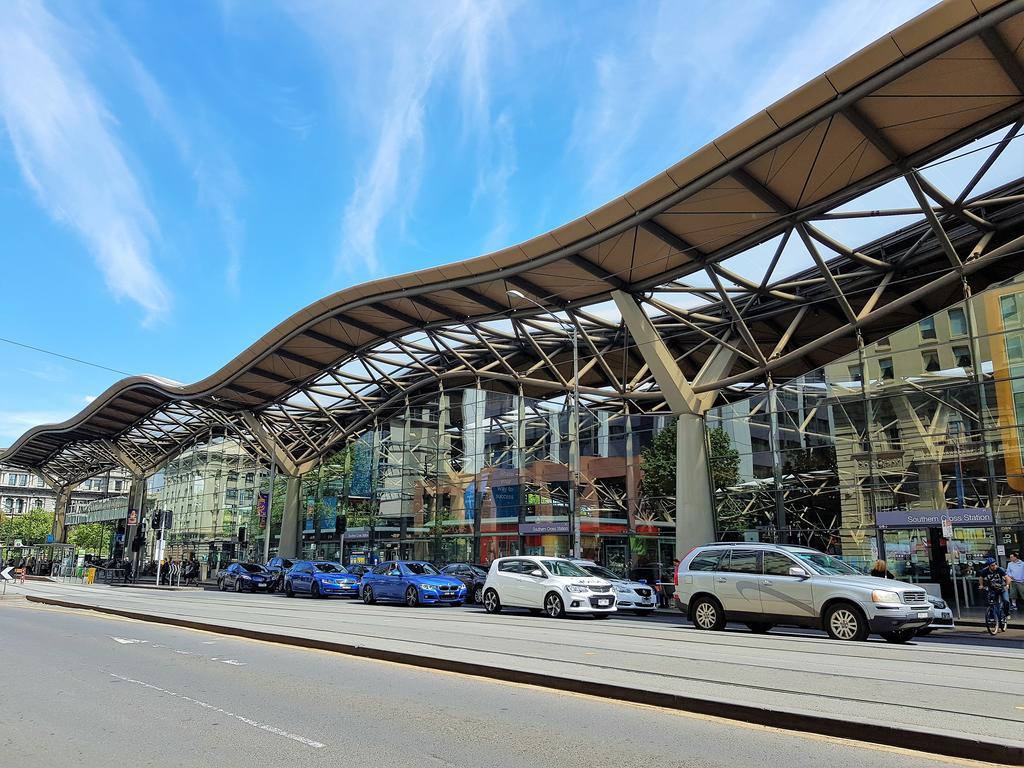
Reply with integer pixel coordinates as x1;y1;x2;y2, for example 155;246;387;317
0;0;937;445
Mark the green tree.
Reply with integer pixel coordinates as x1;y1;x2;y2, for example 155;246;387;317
707;426;740;490
640;421;740;497
67;522;107;552
0;508;56;544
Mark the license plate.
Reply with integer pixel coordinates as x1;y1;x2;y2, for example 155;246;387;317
598;599;610;606
917;612;929;618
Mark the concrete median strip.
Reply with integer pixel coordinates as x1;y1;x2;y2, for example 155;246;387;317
26;594;1024;766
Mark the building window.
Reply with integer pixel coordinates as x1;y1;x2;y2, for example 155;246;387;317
245;472;255;484
1001;294;1020;325
953;345;971;367
35;477;44;488
227;470;239;482
848;364;862;382
922;349;941;372
879;358;894;381
948;307;967;336
17;474;27;487
919;317;936;340
114;480;123;492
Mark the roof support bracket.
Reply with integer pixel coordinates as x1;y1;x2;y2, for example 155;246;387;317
240;411;301;477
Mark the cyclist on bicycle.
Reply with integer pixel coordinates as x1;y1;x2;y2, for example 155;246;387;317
978;557;1011;632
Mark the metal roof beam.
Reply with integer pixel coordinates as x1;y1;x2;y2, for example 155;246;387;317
453;287;508;314
301;328;354;352
372;302;424;328
980;27;1024;94
566;253;628;290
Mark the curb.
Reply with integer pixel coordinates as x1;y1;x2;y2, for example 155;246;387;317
27;594;1024;766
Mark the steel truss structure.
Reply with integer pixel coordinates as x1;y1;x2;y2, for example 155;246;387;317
5;0;1024;492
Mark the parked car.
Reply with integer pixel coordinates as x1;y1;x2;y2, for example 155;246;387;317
482;556;616;618
361;561;466;606
265;556;295;590
284;560;360;598
674;543;932;642
440;562;489;603
916;594;955;635
571;560;657;615
218;562;275;593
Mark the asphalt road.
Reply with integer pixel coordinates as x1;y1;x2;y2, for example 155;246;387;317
11;580;1023;749
0;599;1003;768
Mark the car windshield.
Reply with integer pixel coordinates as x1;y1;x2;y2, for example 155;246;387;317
793;551;859;575
240;563;264;573
539;559;591;577
278;559;294;569
469;565;488;577
582;564;621;580
312;562;346;574
403;562;439;576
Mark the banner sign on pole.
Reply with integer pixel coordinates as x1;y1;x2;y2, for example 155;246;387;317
127;509;138;526
257;493;269;529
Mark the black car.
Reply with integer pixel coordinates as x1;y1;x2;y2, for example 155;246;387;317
265;556;295;590
344;563;373;579
218;562;274;593
440;562;489;603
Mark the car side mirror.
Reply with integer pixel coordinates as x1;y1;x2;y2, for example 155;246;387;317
530;569;544;578
788;567;809;579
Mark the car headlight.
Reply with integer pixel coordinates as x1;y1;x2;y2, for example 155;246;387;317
931;599;947;610
419;585;437;591
615;584;632;594
871;590;900;604
566;585;589;593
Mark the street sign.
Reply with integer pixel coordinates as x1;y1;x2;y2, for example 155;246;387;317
941;518;953;538
46;534;54;544
1;566;14;581
12;539;22;548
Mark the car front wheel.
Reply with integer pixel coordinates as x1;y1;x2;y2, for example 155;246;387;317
405;587;419;607
824;602;868;641
473;585;484;604
234;580;243;593
285;581;295;597
483;588;501;614
544;592;565;619
218;579;225;592
690;596;725;631
310;581;321;599
362;585;376;605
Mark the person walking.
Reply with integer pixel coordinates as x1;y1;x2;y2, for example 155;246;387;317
1007;551;1024;612
870;559;894;579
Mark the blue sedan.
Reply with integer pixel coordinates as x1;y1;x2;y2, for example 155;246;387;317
361;561;466;607
284;561;360;599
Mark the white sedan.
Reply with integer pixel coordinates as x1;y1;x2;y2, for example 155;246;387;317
571;560;658;616
482;556;616;618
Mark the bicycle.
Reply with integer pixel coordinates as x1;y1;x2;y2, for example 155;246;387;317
984;591;1008;635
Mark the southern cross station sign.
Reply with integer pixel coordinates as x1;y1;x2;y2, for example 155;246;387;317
874;509;994;529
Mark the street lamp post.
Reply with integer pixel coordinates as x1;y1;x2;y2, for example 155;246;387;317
507;290;582;558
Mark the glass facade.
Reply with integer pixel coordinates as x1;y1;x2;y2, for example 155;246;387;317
147;390;676;579
708;272;1024;603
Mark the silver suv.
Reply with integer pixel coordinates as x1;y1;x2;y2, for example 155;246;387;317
675;543;932;643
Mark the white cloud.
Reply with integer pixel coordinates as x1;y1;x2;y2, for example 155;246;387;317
569;1;934;205
108;30;246;293
287;0;512;276
0;409;74;444
0;1;170;320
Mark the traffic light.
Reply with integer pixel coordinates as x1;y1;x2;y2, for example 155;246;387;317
163;510;173;531
151;509;163;529
335;515;347;534
238;527;247;544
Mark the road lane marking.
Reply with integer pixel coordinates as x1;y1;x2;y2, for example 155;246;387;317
110;637;146;644
109;673;324;748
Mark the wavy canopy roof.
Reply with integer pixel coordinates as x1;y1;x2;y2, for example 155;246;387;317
6;0;1024;485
